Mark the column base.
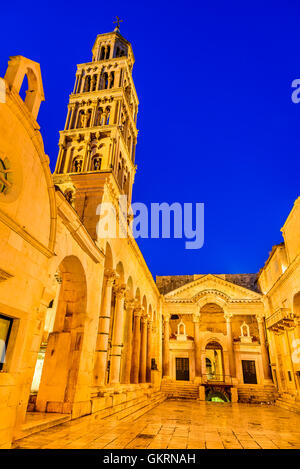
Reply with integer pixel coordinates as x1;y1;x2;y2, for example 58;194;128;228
194;376;202;384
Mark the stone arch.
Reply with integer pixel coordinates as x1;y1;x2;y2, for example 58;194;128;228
206;388;230;402
135;287;141;302
198;295;228;312
4;55;45;119
36;255;87;413
116;261;125;284
205;340;225;382
126;276;134;300
104;242;114;270
293;292;300;316
142;295;147;316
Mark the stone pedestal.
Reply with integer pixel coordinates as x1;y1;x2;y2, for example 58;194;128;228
199;385;206;401
151;369;161;387
231;387;238;403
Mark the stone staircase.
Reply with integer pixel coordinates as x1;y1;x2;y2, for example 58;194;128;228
161;381;199;399
90;386;166;422
276;397;300;414
237;384;278;404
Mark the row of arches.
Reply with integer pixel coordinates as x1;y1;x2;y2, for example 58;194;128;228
66;105;111;130
29;240;159;416
71;154;102;174
74;70;117;94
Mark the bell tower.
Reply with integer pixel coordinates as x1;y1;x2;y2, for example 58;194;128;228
54;20;138;240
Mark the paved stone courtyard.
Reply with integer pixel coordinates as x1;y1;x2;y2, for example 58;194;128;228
14;400;300;449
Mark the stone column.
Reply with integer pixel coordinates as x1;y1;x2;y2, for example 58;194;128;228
257;315;272;381
109;284;127;384
224;313;236;379
131;307;143;384
163;314;170;378
146;319;153;382
139;315;148;383
123;299;135;384
193;314;202;380
94;269;117;386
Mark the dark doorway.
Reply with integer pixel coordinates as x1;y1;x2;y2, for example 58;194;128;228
242;360;257;384
176;357;189;381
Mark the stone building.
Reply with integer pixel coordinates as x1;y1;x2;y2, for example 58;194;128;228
0;25;299;449
0;27;163;449
258;197;300;413
158;274;275;403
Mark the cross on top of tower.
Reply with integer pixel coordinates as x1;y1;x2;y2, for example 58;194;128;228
113;16;123;31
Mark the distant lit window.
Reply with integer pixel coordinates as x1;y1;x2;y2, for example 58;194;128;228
0;314;13;371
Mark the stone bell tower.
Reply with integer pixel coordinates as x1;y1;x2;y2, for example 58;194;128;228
54;20;138;240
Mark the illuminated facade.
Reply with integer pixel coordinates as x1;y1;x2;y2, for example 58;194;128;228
0;26;299;449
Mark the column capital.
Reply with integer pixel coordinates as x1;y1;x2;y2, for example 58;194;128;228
124;298;135;311
104;268;118;286
193;314;200;323
256;314;265;324
224;312;233;322
141;315;148;324
114;283;127;299
134;306;144;317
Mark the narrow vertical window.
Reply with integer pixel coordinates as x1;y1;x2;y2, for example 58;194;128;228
0;314;13;371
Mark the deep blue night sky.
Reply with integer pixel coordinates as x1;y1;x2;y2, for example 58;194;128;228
1;1;300;277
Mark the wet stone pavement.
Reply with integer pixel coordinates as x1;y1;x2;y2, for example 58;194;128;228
14;400;300;449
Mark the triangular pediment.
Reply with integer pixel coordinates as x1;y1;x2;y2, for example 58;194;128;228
164;274;262;302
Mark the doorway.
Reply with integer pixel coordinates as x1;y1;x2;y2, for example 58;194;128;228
176;357;189;381
242;360;257;384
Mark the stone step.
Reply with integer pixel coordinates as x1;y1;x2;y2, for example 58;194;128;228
91;390;164;421
237;385;277;403
276;398;300;415
161;382;199;399
14;412;71;441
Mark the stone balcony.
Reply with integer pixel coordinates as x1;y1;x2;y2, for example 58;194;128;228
266;308;295;332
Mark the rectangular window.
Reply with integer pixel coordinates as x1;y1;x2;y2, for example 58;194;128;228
0;314;13;371
288;371;292;381
242;359;257;384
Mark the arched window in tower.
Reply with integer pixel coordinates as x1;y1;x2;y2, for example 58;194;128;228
95;107;103;126
91;74;97;91
84;75;91;92
91;155;102;171
100;46;105;60
86;109;92;127
72;157;83;173
103;72;109;90
109;72;114;89
105;107;111;125
118;160;122;186
106;45;111;60
77;110;86;129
